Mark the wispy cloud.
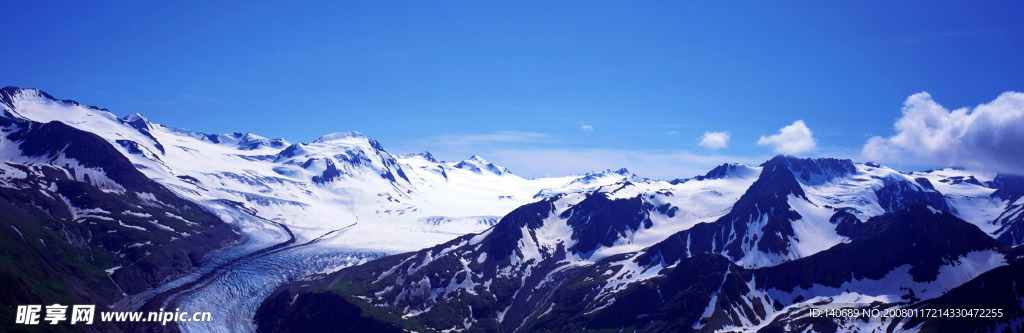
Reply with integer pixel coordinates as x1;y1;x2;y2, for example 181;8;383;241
435;131;550;146
402;129;770;179
181;93;220;103
128;101;178;105
487;148;766;180
579;125;594;132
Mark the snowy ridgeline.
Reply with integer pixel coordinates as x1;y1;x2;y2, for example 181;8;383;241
268;155;1024;332
1;86;648;253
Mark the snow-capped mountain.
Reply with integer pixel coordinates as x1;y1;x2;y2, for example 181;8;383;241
257;155;1024;332
0;86;646;331
451;155;511;175
0;89;240;332
1;86;642;253
5;86;1024;332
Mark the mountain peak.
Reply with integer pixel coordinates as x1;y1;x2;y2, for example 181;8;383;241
124;112;149;123
761;155;857;185
237;132;286;150
453;155;510;175
581;168;634;178
2;87;53;111
697;163;759;181
313;131;366;143
408;152;438;163
1;86;26;106
565;168;643;188
241;132;266;141
122;113;153;132
0;86;109;113
1;86;43;100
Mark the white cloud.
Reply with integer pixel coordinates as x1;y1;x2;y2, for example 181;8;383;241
757;120;816;155
698;131;730;150
862;91;1024;174
667;131;679;135
580;125;594;132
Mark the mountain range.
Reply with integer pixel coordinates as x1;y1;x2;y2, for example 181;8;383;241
1;86;1022;332
256;157;1024;332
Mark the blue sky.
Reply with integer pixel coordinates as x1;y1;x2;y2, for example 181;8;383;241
3;2;1023;178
